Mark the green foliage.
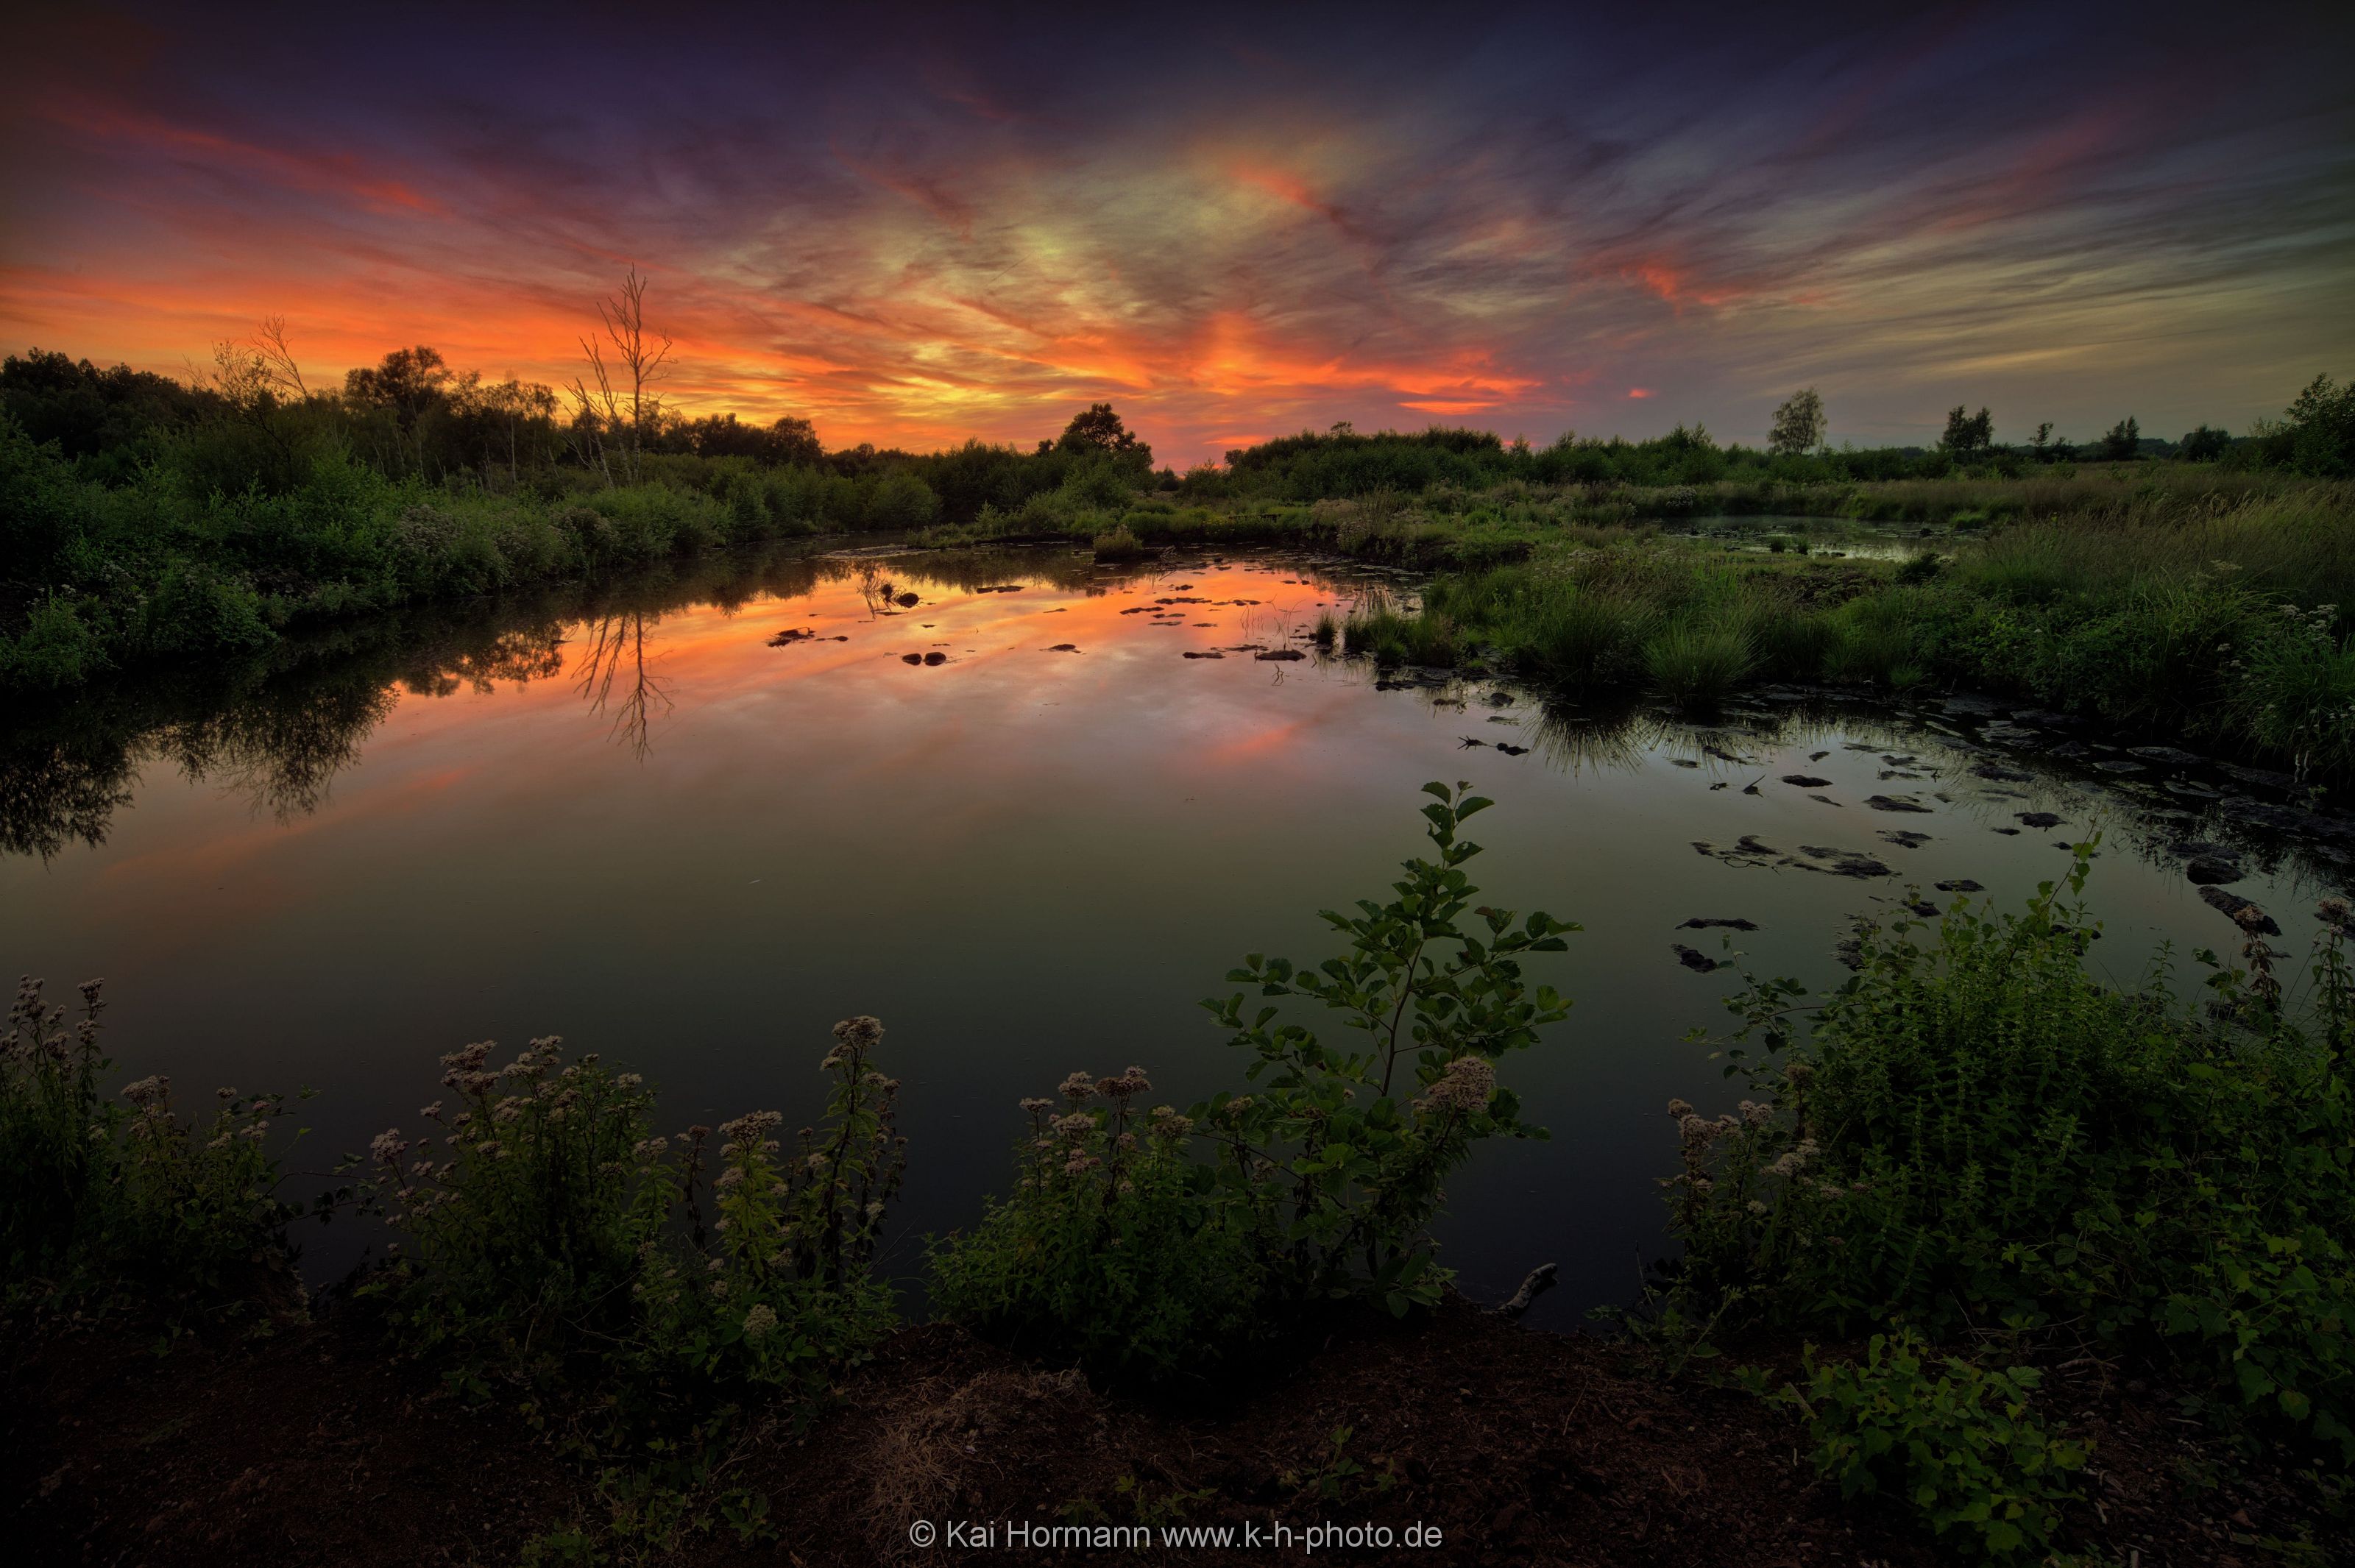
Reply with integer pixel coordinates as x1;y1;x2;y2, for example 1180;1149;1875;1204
1668;860;2355;1461
1643;620;1755;707
1320;477;2355;781
1768;387;1825;457
1091;522;1146;561
366;1017;903;1409
927;1071;1271;1380
931;785;1577;1377
1278;1425;1398;1503
2278;375;2355;477
1765;1331;2087;1561
1;977;311;1312
1199;782;1577;1310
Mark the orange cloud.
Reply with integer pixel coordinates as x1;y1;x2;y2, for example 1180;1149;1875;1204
1619;259;1746;311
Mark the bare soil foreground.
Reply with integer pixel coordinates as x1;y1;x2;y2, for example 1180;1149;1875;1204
6;1296;2303;1567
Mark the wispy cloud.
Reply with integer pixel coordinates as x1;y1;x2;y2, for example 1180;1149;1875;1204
3;2;2351;462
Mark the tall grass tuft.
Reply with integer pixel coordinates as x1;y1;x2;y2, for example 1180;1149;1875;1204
1091;523;1146;561
1643;620;1756;707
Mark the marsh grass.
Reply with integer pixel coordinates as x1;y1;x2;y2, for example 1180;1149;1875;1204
1091;523;1145;561
1343;595;1459;666
1643;620;1757;707
1331;478;2355;781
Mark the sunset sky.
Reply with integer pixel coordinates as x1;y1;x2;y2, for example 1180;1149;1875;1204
6;2;2351;466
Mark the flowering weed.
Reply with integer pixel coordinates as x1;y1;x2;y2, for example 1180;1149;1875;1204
930;784;1577;1379
1;976;315;1314
1668;853;2355;1509
367;1018;903;1408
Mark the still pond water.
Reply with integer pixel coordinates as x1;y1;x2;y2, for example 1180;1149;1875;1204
6;542;2348;1329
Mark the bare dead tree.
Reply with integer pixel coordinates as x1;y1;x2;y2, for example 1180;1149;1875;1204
573;267;670;486
250;316;309;400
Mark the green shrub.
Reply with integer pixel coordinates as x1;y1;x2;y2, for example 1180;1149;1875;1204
1668;859;2355;1459
1763;1330;2087;1561
928;1073;1270;1380
368;1017;903;1405
2;977;304;1310
1091;522;1146;561
2230;603;2355;778
0;595;102;687
932;785;1577;1376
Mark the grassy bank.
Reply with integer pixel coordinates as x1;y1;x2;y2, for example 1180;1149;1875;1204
10;345;2351;698
8;787;2351;1562
1331;481;2355;783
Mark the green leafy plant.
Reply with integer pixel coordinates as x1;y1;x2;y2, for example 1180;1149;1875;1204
1199;781;1576;1312
1278;1425;1398;1503
1771;1331;2087;1561
2;976;316;1313
932;784;1576;1377
927;1068;1270;1380
367;1016;904;1408
1668;860;2355;1462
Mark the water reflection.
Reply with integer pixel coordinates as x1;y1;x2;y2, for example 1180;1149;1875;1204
575;613;673;760
1;542;1111;856
6;539;2352;1323
7;538;2354;913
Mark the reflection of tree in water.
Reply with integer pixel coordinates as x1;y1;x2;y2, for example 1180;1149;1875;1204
573;612;672;761
403;625;567;698
0;726;136;860
157;679;400;823
0;539;831;857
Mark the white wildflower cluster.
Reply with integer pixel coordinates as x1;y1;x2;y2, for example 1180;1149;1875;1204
821;1015;885;1072
438;1040;497;1096
1095;1066;1152;1101
1417;1055;1497;1115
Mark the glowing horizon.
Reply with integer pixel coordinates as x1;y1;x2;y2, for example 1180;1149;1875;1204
4;4;2352;467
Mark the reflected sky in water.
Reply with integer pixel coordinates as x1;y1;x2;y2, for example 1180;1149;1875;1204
4;543;2346;1326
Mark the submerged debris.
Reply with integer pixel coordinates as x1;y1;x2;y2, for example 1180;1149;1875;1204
2200;886;2281;935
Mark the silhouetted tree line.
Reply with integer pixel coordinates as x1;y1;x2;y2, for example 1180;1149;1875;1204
0;342;1159;530
1178;377;2352;503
